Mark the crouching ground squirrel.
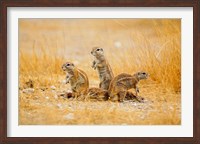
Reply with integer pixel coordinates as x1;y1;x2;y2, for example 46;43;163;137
108;71;149;102
87;87;109;101
62;62;89;100
91;47;114;90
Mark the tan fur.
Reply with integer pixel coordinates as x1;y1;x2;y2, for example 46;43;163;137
62;62;89;100
91;47;114;90
87;87;109;101
108;72;149;102
86;87;143;102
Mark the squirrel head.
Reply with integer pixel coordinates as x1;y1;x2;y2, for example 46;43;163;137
91;47;104;57
62;62;75;71
133;71;149;80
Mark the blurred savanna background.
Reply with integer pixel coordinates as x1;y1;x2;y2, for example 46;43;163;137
19;19;181;125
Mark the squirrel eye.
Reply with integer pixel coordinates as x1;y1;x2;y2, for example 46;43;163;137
96;48;100;51
66;64;70;66
142;72;146;75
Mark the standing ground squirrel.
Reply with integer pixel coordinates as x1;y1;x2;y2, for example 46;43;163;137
62;62;89;100
108;71;149;102
91;47;114;90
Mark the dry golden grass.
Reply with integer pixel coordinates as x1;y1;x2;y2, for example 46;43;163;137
19;19;181;125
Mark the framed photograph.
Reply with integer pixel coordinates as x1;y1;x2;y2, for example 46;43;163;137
0;0;199;143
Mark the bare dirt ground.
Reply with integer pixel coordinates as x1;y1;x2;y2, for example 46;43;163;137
19;19;181;125
19;78;180;125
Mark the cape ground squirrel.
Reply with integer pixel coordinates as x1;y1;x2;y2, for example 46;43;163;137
87;87;141;102
108;72;149;102
87;87;109;101
91;47;114;90
62;62;89;100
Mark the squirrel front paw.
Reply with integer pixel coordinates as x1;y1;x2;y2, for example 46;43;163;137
92;66;96;70
92;61;97;70
65;75;71;84
92;64;97;70
62;80;68;84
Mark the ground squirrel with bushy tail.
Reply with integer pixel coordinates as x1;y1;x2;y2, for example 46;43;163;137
108;71;149;102
62;62;89;100
91;47;114;90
